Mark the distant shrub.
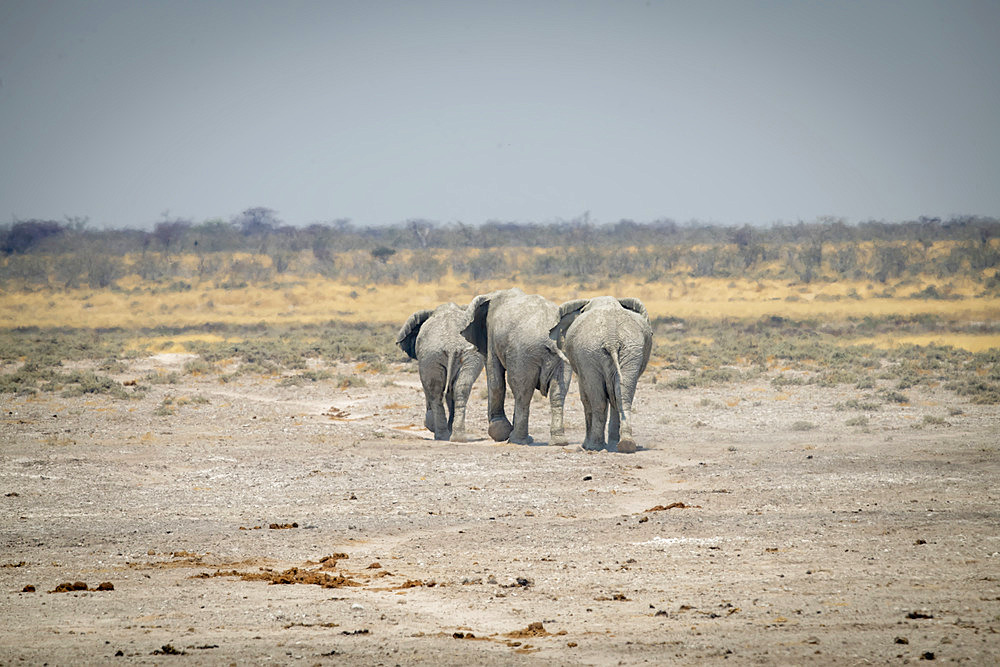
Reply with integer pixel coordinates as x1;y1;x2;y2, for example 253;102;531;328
879;389;910;404
915;414;949;427
279;369;333;386
836;398;881;411
336;374;367;389
1;219;64;254
183;359;215;376
944;379;1000;404
57;371;130;399
145;371;180;385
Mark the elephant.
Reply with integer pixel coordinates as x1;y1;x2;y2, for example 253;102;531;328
461;287;572;446
397;302;484;441
550;296;652;453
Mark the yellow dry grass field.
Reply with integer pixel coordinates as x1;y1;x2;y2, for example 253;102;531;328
2;271;998;350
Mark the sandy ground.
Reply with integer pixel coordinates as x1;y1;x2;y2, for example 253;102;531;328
1;354;998;665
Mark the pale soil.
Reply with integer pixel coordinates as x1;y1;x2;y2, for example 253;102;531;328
1;355;999;665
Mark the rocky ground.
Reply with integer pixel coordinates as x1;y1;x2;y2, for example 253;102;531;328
2;354;998;665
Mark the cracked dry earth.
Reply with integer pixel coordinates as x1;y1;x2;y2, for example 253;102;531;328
2;354;999;665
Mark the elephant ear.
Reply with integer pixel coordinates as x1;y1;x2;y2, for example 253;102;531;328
618;297;649;321
549;298;590;348
396;309;433;360
461;293;493;357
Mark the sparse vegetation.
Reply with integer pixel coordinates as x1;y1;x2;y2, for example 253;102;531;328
0;218;995;407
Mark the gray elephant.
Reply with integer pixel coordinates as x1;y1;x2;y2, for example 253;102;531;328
397;303;484;441
550;296;652;453
461;287;572;446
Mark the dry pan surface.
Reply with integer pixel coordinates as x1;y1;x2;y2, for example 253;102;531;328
1;357;998;665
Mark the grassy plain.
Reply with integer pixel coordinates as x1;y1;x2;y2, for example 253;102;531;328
2;271;998;349
1;247;998;405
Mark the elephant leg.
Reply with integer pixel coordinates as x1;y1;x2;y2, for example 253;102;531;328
423;384;450;441
423;392;435;433
581;382;608;451
615;372;639;453
449;393;469;442
547;361;571;446
486;351;512;442
580;388;594;440
449;357;481;443
608;401;621;448
508;384;534;445
446;392;456;431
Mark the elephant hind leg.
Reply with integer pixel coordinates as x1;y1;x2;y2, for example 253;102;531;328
486;352;512;442
507;385;534;445
581;385;608;451
423;386;450;441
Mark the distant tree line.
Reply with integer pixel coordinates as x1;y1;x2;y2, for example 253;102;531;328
1;209;998;289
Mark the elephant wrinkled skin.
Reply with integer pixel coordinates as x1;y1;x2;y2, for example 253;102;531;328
551;296;652;453
461;288;571;446
397;303;484;441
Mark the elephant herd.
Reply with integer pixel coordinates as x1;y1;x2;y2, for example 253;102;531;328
396;288;652;453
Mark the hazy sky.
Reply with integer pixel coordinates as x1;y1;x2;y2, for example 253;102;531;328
1;1;998;229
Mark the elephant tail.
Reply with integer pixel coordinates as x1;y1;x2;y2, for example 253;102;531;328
604;342;624;411
443;349;459;399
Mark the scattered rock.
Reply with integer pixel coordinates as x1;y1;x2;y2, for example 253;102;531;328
151;644;185;655
505;622;551;638
205;566;360;589
318;553;349;569
49;581;88;593
645;502;700;511
21;585;35;593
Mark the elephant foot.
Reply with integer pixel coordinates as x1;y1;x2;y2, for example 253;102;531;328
449;430;470;443
488;417;513;442
433;430;452;441
549;432;569;447
616;437;637;454
582;438;605;452
508;432;534;445
424;411;435;433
